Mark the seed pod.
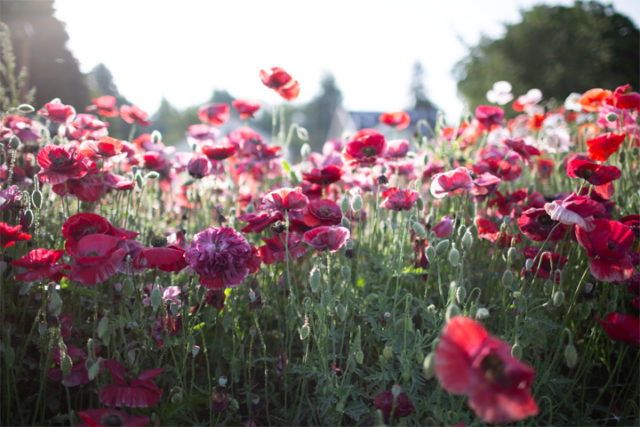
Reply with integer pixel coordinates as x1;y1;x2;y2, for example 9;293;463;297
340;195;350;213
341;265;351;281
436;239;450;256
425;245;436;263
9;135;20;149
416;196;424;211
455;286;466;305
448;247;460;266
412;221;427;239
462;230;473;251
553;290;565;307
351;194;362;211
525;258;535;271
507;247;518;265
299;323;310;341
606;112;618;122
31;190;43;210
355;350;364;365
445;304;461;322
341;217;351;228
382;345;393;362
422;352;436;379
501;270;514;287
150;287;162;310
564;344;578;368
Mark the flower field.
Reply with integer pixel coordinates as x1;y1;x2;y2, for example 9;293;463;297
0;69;639;426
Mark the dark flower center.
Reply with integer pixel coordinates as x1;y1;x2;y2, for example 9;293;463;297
101;413;124;427
480;353;506;383
361;146;377;157
536;213;553;227
577;167;594;179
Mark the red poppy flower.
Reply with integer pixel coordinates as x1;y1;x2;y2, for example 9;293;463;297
517;208;567;242
68;234;127;286
302;199;342;227
566;157;621;186
134;245;187;272
52;170;105;203
435;316;538;424
475;105;504;130
373;390;415;420
384;139;410;158
471;172;502;202
258;232;308;265
379;111;410;130
99;359;163;408
476;216;521;247
259;67;300;101
62;212;138;255
543;193;606;231
579;88;612;112
89;95;119;117
430;167;473;199
343;129;386;166
472;151;522;182
232;99;261;119
0;222;31;248
187;156;210;179
488;189;529;217
302;165;344;186
503;138;540;164
38;100;75;123
120;105;151;127
202;141;236;160
37;145;88;185
12;248;67;282
104;172;135;191
576;219;635;283
238;211;284;233
152;312;182;347
303;225;350;252
596;313;640;346
586;132;626;162
81;136;124;159
260;187;309;213
605;84;640;110
521;247;568;282
198;103;230;126
380;188;419;211
433;216;454;238
77;408;150;427
535;157;554;179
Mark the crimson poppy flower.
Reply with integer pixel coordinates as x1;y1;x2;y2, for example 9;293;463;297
187;156;210;179
52;170;105;203
596;313;640;346
65;113;109;140
472;151;522;182
68;234;127;286
37;145;88;185
433;216;454;238
576;219;635;283
12;248;67;282
202;141;236;160
620;214;640;239
343;129;386;167
79;136;124;160
517;208;567;242
260;187;309;213
521;247;568;282
185;227;261;289
605;84;640;110
379;111;410;130
0;222;31;248
303;226;350;252
302;199;342;227
198;103;230;126
258;233;308;264
535;157;554;179
120;105;151;127
302;165;344;186
134;245;187;272
543;193;606;231
503;138;540;164
89;95;119;117
259;67;300;101
63;212;138;254
430;167;473;199
77;408;150;427
187;123;219;142
238;211;284;233
104;172;135;191
48;345;92;387
99;359;163;408
476;216;521;247
435;316;538;424
38;100;75;123
579;88;612;112
380;187;419;211
586;132;626;162
232;99;261;119
475;105;504;130
373;390;415;420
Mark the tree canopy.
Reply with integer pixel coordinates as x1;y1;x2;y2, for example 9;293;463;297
454;1;639;111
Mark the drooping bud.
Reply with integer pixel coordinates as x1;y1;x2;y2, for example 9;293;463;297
422;352;436;379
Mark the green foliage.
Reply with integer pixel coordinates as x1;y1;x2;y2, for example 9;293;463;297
455;1;640;111
0;22;36;111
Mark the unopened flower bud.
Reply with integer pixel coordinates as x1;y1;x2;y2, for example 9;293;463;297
436;239;450;256
341;265;351;281
475;307;490;320
448;247;460;266
511;343;522;359
300;143;310;159
507;247;518;265
341;216;351;228
151;130;162;143
422;352;436;379
501;270;514;287
462;230;473;251
455;286;466;305
340;195;350;213
416;197;424;211
425;245;436;263
382;345;393;361
391;384;402;399
309;267;322;292
31;190;43;210
218;376;228;387
9;135;20;149
445;304;461;322
564;344;578;368
553;290;565;306
351;194;362;212
412;221;427;239
525;258;535;271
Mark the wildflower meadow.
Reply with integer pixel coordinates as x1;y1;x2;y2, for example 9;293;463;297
1;64;639;426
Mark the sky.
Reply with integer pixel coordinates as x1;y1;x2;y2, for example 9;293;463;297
53;0;640;122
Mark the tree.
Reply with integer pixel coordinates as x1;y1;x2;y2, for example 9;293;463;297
454;1;639;111
409;61;437;112
301;73;343;151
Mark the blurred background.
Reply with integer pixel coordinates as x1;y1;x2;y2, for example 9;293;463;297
1;0;638;151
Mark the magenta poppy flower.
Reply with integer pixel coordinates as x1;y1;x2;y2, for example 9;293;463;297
62;212;138;255
238;211;284;233
134;245;187;272
475;105;504;130
379;111;410;130
77;408;149;427
48;345;92;387
99;359;163;408
187;123;220;141
521;247;568;282
503;138;540;164
187;155;209;179
68;234;126;286
120;105;151;127
65;113;109;140
373;390;415;420
38;99;76;123
566;157;621;186
0;222;31;248
302;199;342;227
185;227;261;289
576;219;635;283
380;187;419;211
303;226;350;252
543;193;606;231
586;132;626;162
104;172;135;191
596;312;640;346
384;139;410;158
259;67;300;101
52;171;105;203
198;103;230;126
232;99;261;119
12;248;67;282
343;129;386;166
606;84;640;110
302;165;344;186
202;141;236;160
517;208;567;242
435;316;538;424
260;187;309;213
258;233;308;265
433;216;454;238
89;95;119;117
37;145;88;185
430;167;473;199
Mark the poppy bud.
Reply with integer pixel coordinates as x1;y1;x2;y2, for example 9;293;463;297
9;135;20;149
619;150;626;163
17;103;35;113
423;352;436;379
475;307;490;320
501;270;514;287
462;230;473;251
436;239;449;256
61;351;72;379
351;194;362;212
425;245;436;263
525;258;535;271
564;344;578;368
87;358;101;380
31;190;43;210
300;143;310;159
507;247;518;265
146;171;160;180
341;265;351;281
391;384;402;399
553;290;565;306
341;217;351;228
336;304;347;321
511;343;522;359
455;286;466;305
135;174;144;188
543;280;553;296
383;345;393;361
445;304;461;322
412;221;427;239
150;287;162;311
448;247;460;266
416;197;424;211
340;195;350;213
151;130;162;143
309;267;321;292
355;350;364;365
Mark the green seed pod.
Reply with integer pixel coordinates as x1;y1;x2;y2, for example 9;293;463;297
564;343;578;368
135;174;144;188
60;344;72;378
97;316;109;339
341;216;351;228
31;190;43;210
146;171;160;180
382;345;393;362
606;112;618;122
340;195;350;213
501;270;514;287
87;358;101;380
436;239;450;256
341;265;351;281
299;323;310;341
511;343;522;359
412;221;427;239
422;352;436;379
448;247;460;266
553;290;565;307
619;150;626;163
425;245;436;263
336;304;347;321
525;258;535;271
300;143;311;159
355;350;364;365
24;209;34;228
351;194;362;211
543;279;553;296
150;287;162;310
462;230;473;251
309;267;322;292
445;304;461;322
507;247;518;265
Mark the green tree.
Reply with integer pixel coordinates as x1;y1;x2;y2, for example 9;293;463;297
301;73;343;152
454;1;639;111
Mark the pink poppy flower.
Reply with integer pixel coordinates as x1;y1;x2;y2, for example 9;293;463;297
232;99;261;119
187;123;220;142
303;226;350;252
379;111;410;130
502;138;540;164
380;188;419;211
302;199;342;227
0;222;31;248
343;129;386;167
104;172;135;191
120;105;151;127
302;165;344;186
433;216;454;238
543;193;606;231
65;113;109;140
260;187;309;213
89;95;119;117
77;408;149;427
435;316;538;424
198;103;230;126
258;233;308;265
134;245;187;272
38;99;75;123
37;145;88;185
79;136;124;159
187;155;210;179
12;248;67;282
586;132;626;162
185;227;261;289
596;312;640;346
68;234;127;286
383;139;410;158
475;105;505;130
566;157;621;186
373;389;415;420
430;167;473;199
259;67;300;101
605;84;640;110
476;216;521;247
99;359;163;408
238;211;284;233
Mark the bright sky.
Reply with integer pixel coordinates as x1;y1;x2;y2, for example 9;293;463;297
54;0;640;122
